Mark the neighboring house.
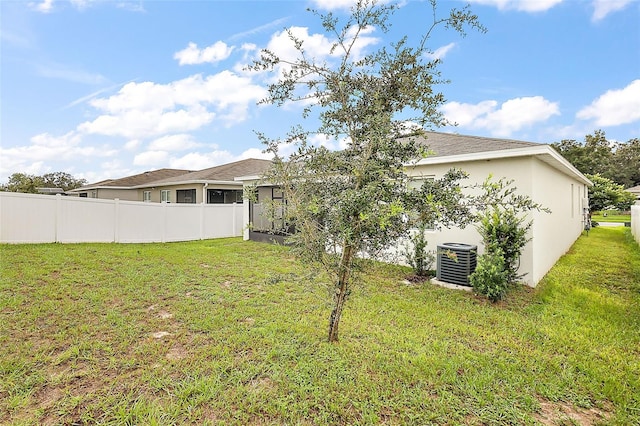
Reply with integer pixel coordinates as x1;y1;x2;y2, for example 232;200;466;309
69;169;193;200
69;159;273;204
132;158;273;204
626;185;640;205
241;131;592;287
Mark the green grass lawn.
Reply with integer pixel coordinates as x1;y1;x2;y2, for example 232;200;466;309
1;228;639;425
592;211;632;223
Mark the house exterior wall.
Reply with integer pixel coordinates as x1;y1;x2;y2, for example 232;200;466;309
530;158;587;284
406;155;584;287
87;188;139;201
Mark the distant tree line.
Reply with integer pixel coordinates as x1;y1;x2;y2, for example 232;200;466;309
552;130;639;212
551;130;640;188
0;172;87;194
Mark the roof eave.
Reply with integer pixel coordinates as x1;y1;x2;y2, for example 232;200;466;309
131;179;242;189
68;186;132;192
412;145;592;186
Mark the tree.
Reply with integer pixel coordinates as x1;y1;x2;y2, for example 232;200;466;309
41;172;87;192
587;174;636;212
611;138;640;188
551;130;640;188
552;130;613;178
0;172;86;193
250;0;485;342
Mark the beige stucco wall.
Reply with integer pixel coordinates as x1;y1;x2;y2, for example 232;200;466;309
530;158;587;284
406;155;585;286
95;188;139;201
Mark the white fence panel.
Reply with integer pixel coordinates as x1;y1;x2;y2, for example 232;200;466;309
203;204;243;239
0;192;57;243
0;192;244;244
57;197;115;243
632;205;640;245
117;201;166;243
165;204;202;242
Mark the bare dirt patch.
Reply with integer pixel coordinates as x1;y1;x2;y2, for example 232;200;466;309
166;344;188;361
534;399;612;425
158;310;173;319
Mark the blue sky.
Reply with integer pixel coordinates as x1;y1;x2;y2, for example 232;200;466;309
1;0;639;183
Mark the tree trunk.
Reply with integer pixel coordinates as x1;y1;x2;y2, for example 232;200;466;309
328;245;354;342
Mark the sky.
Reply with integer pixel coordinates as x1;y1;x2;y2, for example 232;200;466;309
1;0;639;184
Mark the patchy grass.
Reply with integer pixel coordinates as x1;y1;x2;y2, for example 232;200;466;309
1;229;639;425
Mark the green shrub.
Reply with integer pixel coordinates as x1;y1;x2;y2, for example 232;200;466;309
476;207;530;284
470;250;509;302
403;223;435;277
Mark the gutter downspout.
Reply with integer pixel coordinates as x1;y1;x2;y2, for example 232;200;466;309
202;183;208;204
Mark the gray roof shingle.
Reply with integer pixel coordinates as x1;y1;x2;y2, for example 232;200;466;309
412;131;542;157
77;168;193;189
141;158;273;186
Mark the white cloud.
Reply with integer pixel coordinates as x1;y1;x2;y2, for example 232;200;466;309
78;72;266;139
169;151;235;170
592;0;634;21
425;43;456;60
467;0;564;12
257;25;378;90
309;0;395;10
148;134;201;151
174;41;235;66
0;131;116;179
29;0;100;13
124;139;141;150
168;147;275;170
29;0;54;13
310;0;358;10
266;26;336;68
441;100;498;126
133;150;169;167
576;80;640;126
79;106;215;139
442;96;560;137
237;147;273;161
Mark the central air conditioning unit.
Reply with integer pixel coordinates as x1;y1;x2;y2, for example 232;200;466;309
436;243;477;286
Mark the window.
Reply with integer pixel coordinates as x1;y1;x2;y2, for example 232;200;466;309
207;189;243;204
408;175;435;190
91;191;97;198
143;191;151;202
177;189;196;204
79;193;88;198
161;190;170;203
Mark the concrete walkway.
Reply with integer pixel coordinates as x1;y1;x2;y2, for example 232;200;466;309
596;222;627;227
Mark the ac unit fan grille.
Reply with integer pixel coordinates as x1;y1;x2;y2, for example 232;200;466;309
436;243;477;286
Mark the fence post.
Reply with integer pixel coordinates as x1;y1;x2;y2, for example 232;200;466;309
114;199;120;243
162;202;167;243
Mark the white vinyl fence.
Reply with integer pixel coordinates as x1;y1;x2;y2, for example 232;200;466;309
632;205;640;245
0;192;243;244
